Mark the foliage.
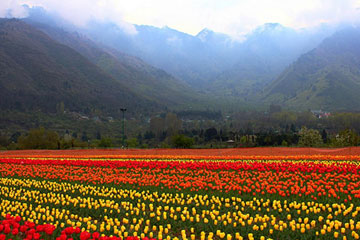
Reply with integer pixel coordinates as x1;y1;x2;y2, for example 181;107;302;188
5;108;360;149
176;110;222;120
298;127;323;147
140;143;149;149
331;129;360;147
165;113;182;138
171;134;194;148
160;142;171;148
18;127;59;149
126;138;139;148
281;140;288;146
0;135;10;148
204;127;218;142
98;137;113;148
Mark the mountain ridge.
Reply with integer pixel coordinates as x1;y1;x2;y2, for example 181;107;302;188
21;6;337;98
3;6;360;113
24;18;199;107
0;18;156;115
264;26;360;111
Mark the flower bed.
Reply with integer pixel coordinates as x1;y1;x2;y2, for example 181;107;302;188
0;155;359;239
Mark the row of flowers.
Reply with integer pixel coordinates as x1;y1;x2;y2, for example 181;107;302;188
0;158;359;173
1;155;360;239
1;177;360;240
2;154;360;161
1;159;360;200
0;214;149;240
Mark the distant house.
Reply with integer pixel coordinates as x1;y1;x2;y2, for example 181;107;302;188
311;110;331;119
92;116;101;122
226;140;235;147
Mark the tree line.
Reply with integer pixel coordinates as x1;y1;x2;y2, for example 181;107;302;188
2;109;360;150
1;125;360;150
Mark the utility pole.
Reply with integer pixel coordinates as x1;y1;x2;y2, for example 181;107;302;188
120;108;127;148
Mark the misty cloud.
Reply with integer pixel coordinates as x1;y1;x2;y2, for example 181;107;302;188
0;0;28;18
3;0;360;38
166;36;183;48
17;0;137;35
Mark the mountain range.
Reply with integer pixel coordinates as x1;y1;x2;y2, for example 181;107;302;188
264;26;360;111
0;18;205;117
0;18;150;115
25;19;200;108
1;5;360;115
81;19;334;97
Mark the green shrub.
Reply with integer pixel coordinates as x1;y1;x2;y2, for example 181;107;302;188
171;134;194;148
298;127;322;147
98;137;113;148
126;138;139;148
18;127;59;149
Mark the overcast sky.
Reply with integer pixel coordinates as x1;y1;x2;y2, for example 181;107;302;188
2;0;360;37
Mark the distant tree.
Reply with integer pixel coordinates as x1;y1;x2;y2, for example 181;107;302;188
342;129;359;146
10;132;21;143
61;131;74;149
7;142;19;150
140;143;149;149
81;131;88;142
60;139;73;149
191;129;199;136
126;138;139;148
285;124;290;132
296;112;317;128
331;129;359;147
96;131;101;140
290;124;296;133
271;111;296;128
72;139;88;149
0;135;10;147
199;129;204;138
269;104;282;113
144;131;155;140
64;132;72;142
321;129;328;144
159;131;167;142
281;140;288;146
171;134;194;148
160;142;171;148
98;137;112;148
18;127;59;149
137;133;143;144
72;132;78;139
204;127;218;142
56;101;65;114
240;136;248;145
327;113;360;132
165;113;182;138
298;127;322;147
150;117;165;139
60;102;65;113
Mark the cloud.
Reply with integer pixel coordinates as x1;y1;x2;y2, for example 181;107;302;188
203;0;360;37
166;36;183;48
18;0;137;35
99;0;360;37
3;0;360;38
0;0;28;18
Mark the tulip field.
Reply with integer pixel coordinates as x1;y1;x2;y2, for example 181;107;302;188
0;149;360;240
